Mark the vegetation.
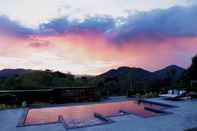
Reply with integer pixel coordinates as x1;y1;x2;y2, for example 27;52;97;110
0;70;90;90
0;104;17;110
21;101;28;108
94;66;186;97
187;55;197;80
94;55;196;95
133;92;158;98
184;128;197;131
185;55;197;92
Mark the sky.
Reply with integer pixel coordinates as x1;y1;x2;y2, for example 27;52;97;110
0;0;197;75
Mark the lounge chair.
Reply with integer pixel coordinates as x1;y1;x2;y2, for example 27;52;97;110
159;90;190;101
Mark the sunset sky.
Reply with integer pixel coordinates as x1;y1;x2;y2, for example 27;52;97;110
0;0;197;75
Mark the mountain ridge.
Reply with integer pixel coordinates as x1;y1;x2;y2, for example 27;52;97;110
96;65;185;81
0;65;185;79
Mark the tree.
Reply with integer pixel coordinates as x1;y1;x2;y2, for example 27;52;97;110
187;54;197;80
185;54;197;92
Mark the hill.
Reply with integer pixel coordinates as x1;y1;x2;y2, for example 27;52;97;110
97;65;185;81
0;65;186;95
95;65;185;95
0;69;32;77
96;66;155;81
154;65;185;80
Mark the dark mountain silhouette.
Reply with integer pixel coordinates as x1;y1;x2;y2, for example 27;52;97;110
0;69;33;77
96;65;185;81
0;69;77;90
154;65;185;80
0;65;185;80
0;65;187;95
97;66;155;81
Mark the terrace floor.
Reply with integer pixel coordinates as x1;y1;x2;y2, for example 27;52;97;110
0;97;197;131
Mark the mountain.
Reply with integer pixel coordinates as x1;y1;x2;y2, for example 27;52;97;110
96;65;185;81
95;67;156;95
0;69;78;90
154;65;185;80
96;66;155;81
0;65;186;95
0;69;32;77
0;65;185;80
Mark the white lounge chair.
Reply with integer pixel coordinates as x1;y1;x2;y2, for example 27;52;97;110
159;90;188;100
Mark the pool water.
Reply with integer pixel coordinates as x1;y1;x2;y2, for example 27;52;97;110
24;100;170;128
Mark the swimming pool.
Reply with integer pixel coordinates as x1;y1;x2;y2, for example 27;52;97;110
20;100;173;129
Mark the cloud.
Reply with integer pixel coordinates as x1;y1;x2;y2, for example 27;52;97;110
111;5;197;43
29;41;51;48
0;16;34;38
37;5;197;43
1;5;197;44
39;16;115;35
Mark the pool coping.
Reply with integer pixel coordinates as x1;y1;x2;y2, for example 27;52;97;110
17;111;114;129
141;100;178;108
29;98;178;110
17;99;176;129
109;108;173;119
65;113;114;129
29;98;135;109
17;108;29;127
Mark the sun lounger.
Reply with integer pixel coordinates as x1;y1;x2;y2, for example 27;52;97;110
159;90;189;101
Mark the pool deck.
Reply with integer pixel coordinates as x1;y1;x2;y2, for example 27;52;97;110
0;97;197;131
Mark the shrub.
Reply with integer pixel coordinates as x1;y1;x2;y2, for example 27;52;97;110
21;101;28;108
0;104;16;110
